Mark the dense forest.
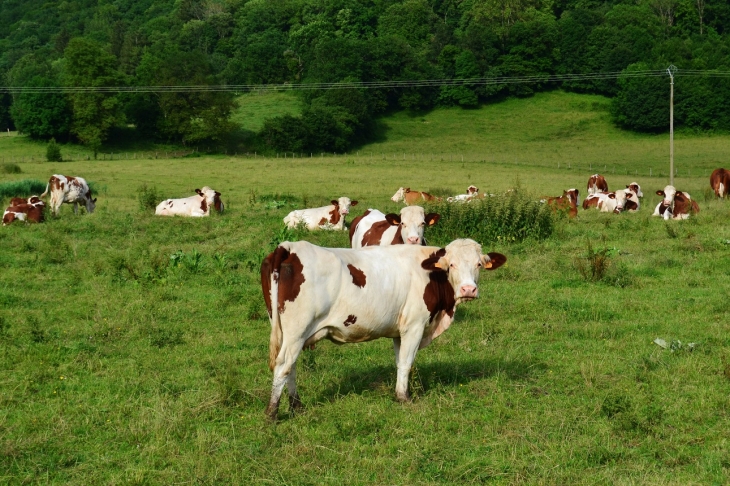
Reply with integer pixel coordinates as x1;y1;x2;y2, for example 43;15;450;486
1;0;729;154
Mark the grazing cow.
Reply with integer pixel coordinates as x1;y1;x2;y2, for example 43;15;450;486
710;169;730;198
626;182;643;198
9;196;42;207
543;189;580;218
587;174;608;195
582;189;639;213
40;175;96;216
447;185;480;202
3;200;45;226
349;206;440;249
391;187;440;205
260;239;506;419
155;186;224;217
283;197;358;230
653;185;700;220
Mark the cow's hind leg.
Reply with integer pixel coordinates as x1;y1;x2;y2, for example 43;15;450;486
287;363;303;413
266;338;305;420
73;202;78;214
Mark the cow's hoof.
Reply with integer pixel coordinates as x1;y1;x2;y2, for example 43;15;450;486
265;401;280;422
395;393;411;403
289;394;304;412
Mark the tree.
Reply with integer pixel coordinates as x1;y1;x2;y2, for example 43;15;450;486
611;63;669;132
63;38;124;155
10;76;72;140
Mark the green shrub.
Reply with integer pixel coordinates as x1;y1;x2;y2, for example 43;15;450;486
2;163;21;174
137;184;160;212
426;190;554;245
46;138;63;162
0;179;46;200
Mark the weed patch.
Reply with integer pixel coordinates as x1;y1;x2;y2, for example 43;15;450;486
137;184;160;212
2;163;21;174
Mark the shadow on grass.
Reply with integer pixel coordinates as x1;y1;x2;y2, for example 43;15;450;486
315;357;547;404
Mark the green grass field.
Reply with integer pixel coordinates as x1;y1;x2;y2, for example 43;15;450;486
1;91;730;484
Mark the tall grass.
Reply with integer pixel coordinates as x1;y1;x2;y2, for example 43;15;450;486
0;179;46;200
427;190;554;245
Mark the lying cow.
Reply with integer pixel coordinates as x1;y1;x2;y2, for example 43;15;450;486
3;200;45;226
260;239;506;419
9;196;42;206
710;168;730;198
391;187;440;205
653;185;699;220
582;189;639;213
283;197;357;230
447;185;479;203
543;189;579;218
587;174;608;195
155;186;224;217
626;182;643;198
40;174;96;215
349;206;440;248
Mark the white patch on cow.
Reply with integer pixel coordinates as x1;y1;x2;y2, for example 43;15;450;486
155;186;221;217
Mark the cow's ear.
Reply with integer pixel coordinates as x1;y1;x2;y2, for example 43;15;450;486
93;198;97;203
482;253;507;270
421;248;447;271
405;188;411;192
674;192;687;202
215;191;221;197
626;185;630;189
608;193;616;199
195;188;203;196
425;213;440;226
656;190;664;196
350;200;358;206
330;200;338;206
385;213;401;225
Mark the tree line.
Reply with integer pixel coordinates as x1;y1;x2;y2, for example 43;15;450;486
1;0;729;154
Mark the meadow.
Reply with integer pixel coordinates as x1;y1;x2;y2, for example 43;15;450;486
1;91;730;484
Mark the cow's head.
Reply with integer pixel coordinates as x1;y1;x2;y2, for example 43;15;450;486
467;185;479;195
391;187;406;203
85;190;97;214
607;190;630;213
424;239;506;303
385;206;440;245
331;197;357;215
656;185;676;209
624;189;640;211
626;182;643;198
565;188;580;206
197;186;222;214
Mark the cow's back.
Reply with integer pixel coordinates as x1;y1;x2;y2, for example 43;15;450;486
350;209;399;248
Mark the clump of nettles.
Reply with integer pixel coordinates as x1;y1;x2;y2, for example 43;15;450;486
137;184;160;212
46;138;62;162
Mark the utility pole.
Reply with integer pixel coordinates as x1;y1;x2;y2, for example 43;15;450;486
667;65;677;186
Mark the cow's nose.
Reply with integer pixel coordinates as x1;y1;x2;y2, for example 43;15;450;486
407;236;420;244
340;209;349;214
460;285;477;298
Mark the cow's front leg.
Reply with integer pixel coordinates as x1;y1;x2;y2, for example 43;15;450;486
393;337;401;369
395;328;425;402
73;202;78;214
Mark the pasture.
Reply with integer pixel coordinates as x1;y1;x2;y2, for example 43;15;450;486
2;91;730;484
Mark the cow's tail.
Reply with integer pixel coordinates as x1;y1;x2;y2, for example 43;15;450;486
263;245;290;372
40;183;50;198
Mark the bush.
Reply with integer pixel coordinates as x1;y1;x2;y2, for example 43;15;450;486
137;184;160;212
426;190;554;245
1;163;21;174
46;138;62;162
0;179;46;200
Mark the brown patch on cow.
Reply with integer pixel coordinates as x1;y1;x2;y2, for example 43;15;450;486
624;200;638;211
347;264;367;287
344;315;357;327
277;252;305;313
348;209;371;245
50;176;62;191
390;224;404;244
588;174;608;193
691;199;700;213
9;197;26;206
361;220;390;247
546;191;577;218
328;204;341;225
421;248;446;271
213;192;223;213
2;211;16;225
423;269;456;322
710;169;730;198
318;217;328;226
658;202;671;217
582;196;600;210
200;197;208;213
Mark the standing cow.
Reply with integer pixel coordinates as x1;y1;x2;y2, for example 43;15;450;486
349;206;440;248
41;175;96;215
155;187;224;217
710;168;730;198
283;197;357;230
587;174;608;195
260;239;506;419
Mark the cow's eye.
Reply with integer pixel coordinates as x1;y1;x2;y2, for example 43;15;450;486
449;263;455;269
477;262;482;267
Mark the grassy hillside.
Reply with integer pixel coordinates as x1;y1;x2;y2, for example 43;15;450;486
231;91;303;133
1;93;730;484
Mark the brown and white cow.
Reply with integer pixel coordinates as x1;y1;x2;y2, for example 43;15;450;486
9;196;42;207
543;188;579;218
260;239;506;419
40;175;96;216
3;200;45;226
447;185;479;202
155;186;224;217
587;174;608;195
710;168;730;198
653;185;700;220
283;197;358;230
626;182;643;198
391;187;440;205
582;189;639;213
349;206;440;249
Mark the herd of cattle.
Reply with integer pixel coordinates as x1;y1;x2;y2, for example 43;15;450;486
3;169;729;419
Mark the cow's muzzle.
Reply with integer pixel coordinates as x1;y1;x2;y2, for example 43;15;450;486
459;285;478;300
406;236;420;244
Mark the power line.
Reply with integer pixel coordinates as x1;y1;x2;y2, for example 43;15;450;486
2;69;729;94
